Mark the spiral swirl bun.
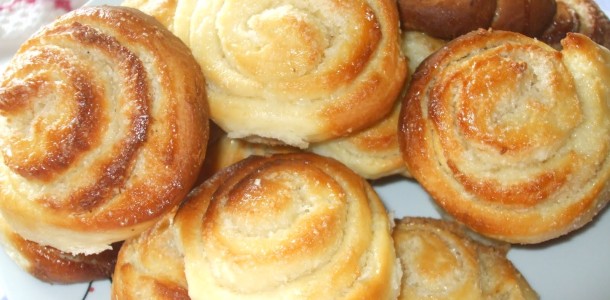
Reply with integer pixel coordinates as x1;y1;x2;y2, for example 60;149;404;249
172;0;407;148
175;153;401;299
393;217;538;299
0;6;209;254
398;30;610;243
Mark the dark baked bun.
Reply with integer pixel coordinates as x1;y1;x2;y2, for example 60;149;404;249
541;0;610;48
397;0;556;39
397;0;610;49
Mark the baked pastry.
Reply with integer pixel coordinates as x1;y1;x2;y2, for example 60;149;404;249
308;31;445;180
0;213;120;284
393;217;538;299
398;30;610;243
175;153;401;299
172;0;407;148
541;0;610;48
0;5;209;254
122;0;177;30
308;100;410;180
397;0;610;49
111;207;189;300
397;0;557;39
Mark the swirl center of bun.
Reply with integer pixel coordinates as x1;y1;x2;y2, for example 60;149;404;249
446;46;580;156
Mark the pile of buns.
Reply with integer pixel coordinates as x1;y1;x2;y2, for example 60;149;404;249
0;0;609;299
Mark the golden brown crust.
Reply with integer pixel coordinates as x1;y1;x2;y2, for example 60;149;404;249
492;0;557;37
306;31;446;180
111;207;189;300
173;0;407;148
0;213;120;284
175;153;401;299
393;217;538;299
398;30;610;243
0;5;209;254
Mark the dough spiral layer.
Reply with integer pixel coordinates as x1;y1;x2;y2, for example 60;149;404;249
0;5;209;254
175;153;401;299
398;30;610;243
173;0;407;148
112;207;189;300
393;217;538;299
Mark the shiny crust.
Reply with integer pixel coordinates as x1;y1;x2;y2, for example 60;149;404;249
111;207;189;300
172;0;407;148
398;30;610;243
393;217;538;299
0;6;209;254
397;0;556;39
0;213;120;284
175;153;401;299
492;0;557;36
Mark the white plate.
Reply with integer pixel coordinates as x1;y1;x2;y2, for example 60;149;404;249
1;1;610;299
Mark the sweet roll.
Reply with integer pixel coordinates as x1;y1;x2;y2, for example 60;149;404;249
398;30;610;243
0;5;209;254
172;0;407;148
175;153;401;299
